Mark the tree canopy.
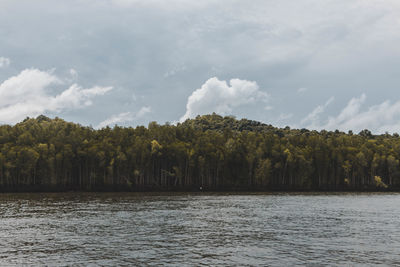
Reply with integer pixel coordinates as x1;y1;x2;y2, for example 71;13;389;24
0;113;399;191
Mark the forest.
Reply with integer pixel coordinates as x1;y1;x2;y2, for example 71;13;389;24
0;113;399;192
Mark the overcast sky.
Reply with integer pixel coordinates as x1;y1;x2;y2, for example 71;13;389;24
1;0;400;133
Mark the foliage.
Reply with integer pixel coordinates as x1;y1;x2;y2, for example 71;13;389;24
374;176;388;189
0;114;399;191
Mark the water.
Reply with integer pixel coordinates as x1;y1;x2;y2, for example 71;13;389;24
0;192;399;266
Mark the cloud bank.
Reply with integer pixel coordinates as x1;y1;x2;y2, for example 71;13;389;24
2;1;400;127
0;69;112;124
180;77;268;122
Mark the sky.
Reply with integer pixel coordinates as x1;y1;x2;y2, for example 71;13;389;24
1;0;400;133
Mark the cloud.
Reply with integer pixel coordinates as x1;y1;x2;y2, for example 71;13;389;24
136;106;151;118
0;57;10;68
3;0;400;126
323;94;366;130
0;69;112;124
264;105;273;111
303;94;400;133
301;97;334;127
96;112;132;128
97;106;151;128
180;77;268;122
108;0;211;9
275;113;293;124
163;64;187;78
297;87;307;93
69;68;78;79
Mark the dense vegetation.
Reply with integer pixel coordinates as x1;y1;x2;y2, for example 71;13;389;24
0;114;399;191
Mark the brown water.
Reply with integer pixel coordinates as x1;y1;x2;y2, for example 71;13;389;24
0;192;399;266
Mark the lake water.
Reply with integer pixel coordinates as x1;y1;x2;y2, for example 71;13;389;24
0;192;399;266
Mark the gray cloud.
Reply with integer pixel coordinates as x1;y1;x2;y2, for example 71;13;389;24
1;0;400;128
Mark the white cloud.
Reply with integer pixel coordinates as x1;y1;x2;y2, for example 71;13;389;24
0;57;10;68
329;94;366;126
136;106;151;118
97;106;151;128
180;77;268;122
301;96;334;127
96;112;132;128
303;94;400;133
322;94;399;133
0;69;112;124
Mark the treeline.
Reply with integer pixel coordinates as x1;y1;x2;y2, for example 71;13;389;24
0;114;399;191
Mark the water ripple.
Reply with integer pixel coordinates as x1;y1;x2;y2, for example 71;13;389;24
0;193;399;266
